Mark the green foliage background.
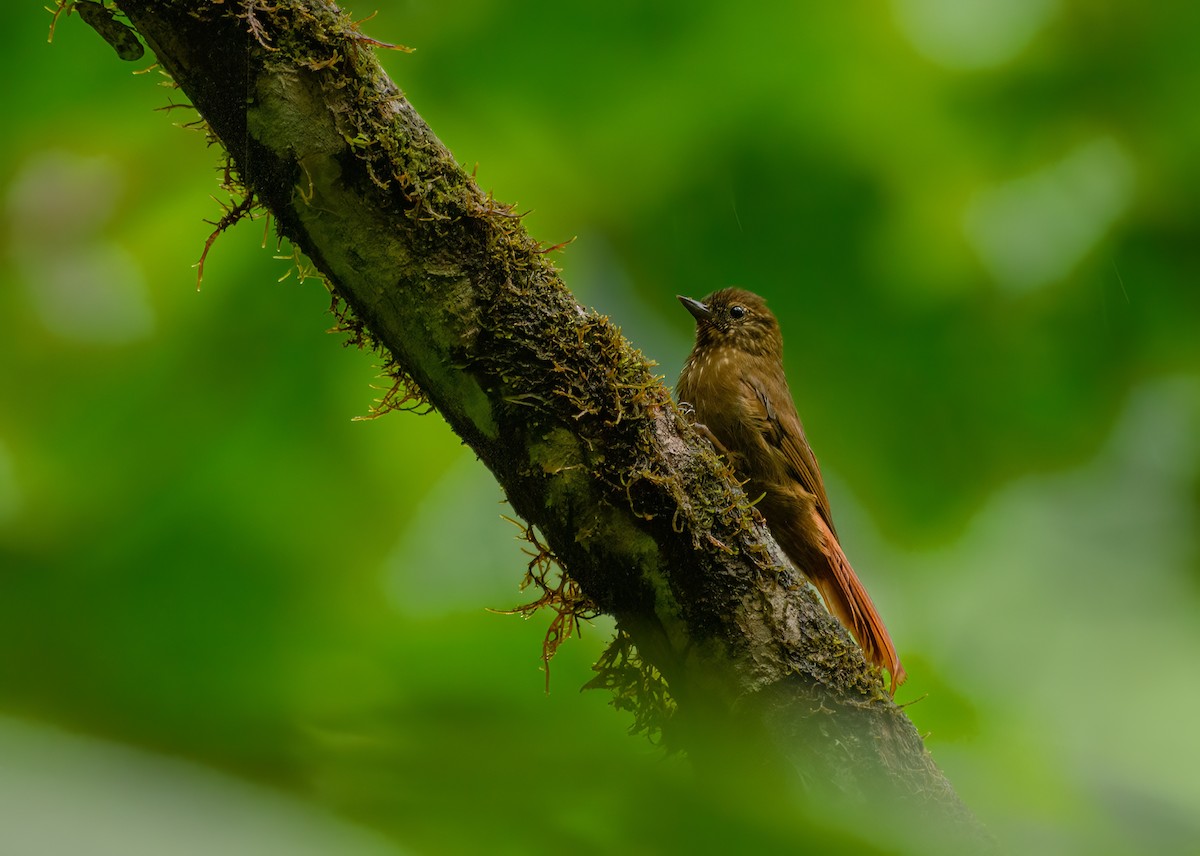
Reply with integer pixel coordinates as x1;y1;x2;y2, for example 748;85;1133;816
1;1;1198;853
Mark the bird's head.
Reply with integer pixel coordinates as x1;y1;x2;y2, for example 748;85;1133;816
677;287;782;358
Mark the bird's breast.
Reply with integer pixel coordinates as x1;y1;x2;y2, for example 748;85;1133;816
680;347;765;452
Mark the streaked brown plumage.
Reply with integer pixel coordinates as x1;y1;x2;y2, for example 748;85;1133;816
676;288;906;694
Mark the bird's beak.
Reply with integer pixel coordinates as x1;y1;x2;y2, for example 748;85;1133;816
677;295;712;321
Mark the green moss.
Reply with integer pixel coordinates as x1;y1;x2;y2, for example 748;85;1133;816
585;630;677;741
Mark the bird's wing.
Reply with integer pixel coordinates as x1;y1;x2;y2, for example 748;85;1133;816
746;378;837;535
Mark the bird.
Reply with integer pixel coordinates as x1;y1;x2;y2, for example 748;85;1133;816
676;287;906;694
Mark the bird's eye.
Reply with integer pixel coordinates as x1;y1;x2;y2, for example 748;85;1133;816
729;305;746;319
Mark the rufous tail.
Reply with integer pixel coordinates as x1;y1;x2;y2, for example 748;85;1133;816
809;511;906;695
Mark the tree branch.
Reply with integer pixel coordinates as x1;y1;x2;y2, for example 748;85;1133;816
98;0;981;839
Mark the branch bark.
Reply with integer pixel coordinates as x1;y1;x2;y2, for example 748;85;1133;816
100;0;982;840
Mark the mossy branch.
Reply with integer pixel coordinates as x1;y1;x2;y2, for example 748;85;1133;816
92;0;981;839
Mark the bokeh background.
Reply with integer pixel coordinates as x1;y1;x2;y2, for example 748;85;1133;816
2;1;1199;853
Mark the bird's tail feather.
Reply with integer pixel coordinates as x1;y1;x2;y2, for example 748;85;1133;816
809;512;906;695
